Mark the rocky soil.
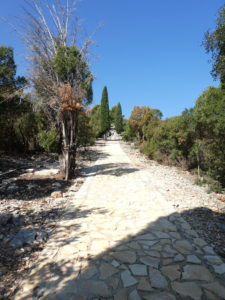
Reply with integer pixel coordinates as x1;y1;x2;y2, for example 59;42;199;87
13;140;225;300
0;146;100;299
120;142;225;259
1;140;225;299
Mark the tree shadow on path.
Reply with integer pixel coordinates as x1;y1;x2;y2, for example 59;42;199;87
14;207;225;299
81;163;139;178
1;204;109;299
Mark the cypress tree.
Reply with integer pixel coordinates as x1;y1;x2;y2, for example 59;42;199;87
100;86;110;134
115;102;124;133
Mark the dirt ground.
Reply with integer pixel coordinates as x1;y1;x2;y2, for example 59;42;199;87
0;147;100;299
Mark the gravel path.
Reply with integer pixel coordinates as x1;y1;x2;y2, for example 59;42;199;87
14;141;225;299
120;141;225;258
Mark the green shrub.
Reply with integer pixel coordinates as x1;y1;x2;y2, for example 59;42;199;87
207;182;223;194
194;177;207;186
37;129;59;152
140;141;157;159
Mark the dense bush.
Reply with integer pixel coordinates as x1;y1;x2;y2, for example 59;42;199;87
124;87;225;188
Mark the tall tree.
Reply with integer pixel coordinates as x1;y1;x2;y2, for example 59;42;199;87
204;5;225;88
100;86;110;134
0;46;26;101
16;0;93;180
114;102;124;133
0;46;30;152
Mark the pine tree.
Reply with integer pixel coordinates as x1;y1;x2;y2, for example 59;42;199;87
100;86;110;134
115;102;124;133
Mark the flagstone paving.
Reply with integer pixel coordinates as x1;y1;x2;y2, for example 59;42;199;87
14;141;225;299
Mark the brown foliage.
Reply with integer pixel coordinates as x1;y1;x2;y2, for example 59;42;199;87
55;83;83;112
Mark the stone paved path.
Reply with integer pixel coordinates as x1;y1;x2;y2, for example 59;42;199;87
14;141;225;299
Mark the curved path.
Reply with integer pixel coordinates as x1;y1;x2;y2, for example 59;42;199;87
15;141;225;299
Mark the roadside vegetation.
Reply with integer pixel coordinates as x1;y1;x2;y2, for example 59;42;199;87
122;5;225;192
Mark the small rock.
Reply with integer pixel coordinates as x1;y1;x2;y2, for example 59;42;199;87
51;191;63;198
161;265;180;281
80;265;98;280
162;251;174;258
182;265;214;281
129;289;141;300
137;277;152;291
144;250;160;258
173;239;193;254
135;234;156;240
109;277;119;290
204;255;223;265
53;197;66;205
203;246;215;255
169;232;181;239
10;228;48;248
27;183;39;190
151;244;162;251
180;222;192;231
149;267;168;289
172;281;202;300
129;264;147;276
187;255;201;264
174;254;184;262
81;280;111;297
112;251;136;264
99;262;118;279
138;240;157;247
35;230;48;242
52;182;62;188
127;241;141;250
140;256;159;268
121;270;138;287
114;288;127;300
194;238;207;247
0;213;13;226
154;231;170;239
7;184;18;191
212;263;225;274
111;259;120;267
163;245;177;254
162;258;173;265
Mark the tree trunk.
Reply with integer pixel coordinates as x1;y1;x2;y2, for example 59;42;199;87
61;110;79;180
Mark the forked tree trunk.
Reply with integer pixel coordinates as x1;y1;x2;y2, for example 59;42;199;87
61;110;79;180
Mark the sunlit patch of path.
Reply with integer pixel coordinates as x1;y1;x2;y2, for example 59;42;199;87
14;141;225;299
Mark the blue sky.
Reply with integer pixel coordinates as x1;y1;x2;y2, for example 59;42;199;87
1;0;223;119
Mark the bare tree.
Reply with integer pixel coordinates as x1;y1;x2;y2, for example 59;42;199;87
17;0;93;180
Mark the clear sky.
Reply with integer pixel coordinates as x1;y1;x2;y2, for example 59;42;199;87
0;0;223;119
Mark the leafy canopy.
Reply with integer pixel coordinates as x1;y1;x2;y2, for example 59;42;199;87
204;5;225;87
